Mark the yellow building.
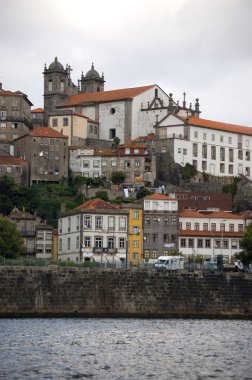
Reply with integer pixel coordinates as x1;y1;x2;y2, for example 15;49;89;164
122;204;143;266
52;229;58;261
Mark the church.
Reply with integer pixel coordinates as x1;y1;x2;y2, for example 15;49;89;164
43;57;200;143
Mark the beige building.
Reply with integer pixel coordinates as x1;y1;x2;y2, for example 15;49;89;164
14;127;68;185
0;84;33;141
49;110;99;145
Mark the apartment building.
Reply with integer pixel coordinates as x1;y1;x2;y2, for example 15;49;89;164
178;210;245;261
58;198;129;264
0;156;28;185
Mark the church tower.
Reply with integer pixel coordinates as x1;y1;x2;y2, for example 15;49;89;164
78;63;105;94
43;57;77;125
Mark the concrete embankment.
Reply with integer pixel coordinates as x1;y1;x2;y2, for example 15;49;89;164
0;266;252;318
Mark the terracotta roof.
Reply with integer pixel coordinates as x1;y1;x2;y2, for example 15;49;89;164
29;127;68;138
132;133;156;142
59;85;156;107
179;230;243;237
187;116;252;136
179;210;243;219
119;142;146;149
73;112;98;124
0;90;33;105
0;156;27;166
31;108;44;113
74;198;119;210
144;193;177;201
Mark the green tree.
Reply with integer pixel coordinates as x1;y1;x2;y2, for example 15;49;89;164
0;216;24;258
238;222;252;265
94;190;109;201
110;171;126;187
136;188;151;199
112;137;120;147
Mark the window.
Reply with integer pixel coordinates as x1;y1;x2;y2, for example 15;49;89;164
144;217;150;225
211;134;215;141
84;237;91;247
180;238;186;247
94;126;97;134
215;240;221;248
211;146;216;160
52;118;58;127
152;218;158;226
76;215;80;230
194;131;198;139
211;223;216;231
37;231;44;240
144;250;150;259
133;253;139;260
238;224;243;232
231;239;238;249
135;160;140;167
203;223;208;231
186;222;191;230
59;239;62;251
76;236;80;249
246;151;250;161
125;148;130;155
171;217;177;227
194;223;200;230
133;226;139;234
67;237;71;250
46;232;52;240
203;133;207;140
152;234;157;242
119;238;125;248
229;224;234;232
60;80;64;92
107;237;115;249
68;217;71;232
205;239;211;248
197;239;203;248
0;111;7;120
59;219;62;233
220;163;225;173
63;117;68;126
238;150;243;160
220;223;225;231
132;240;139;248
83;160;89;168
152;250;158;259
93;160;100;168
48;80;52;91
109;129;116;139
164;234;169;243
84;216;91;228
164;218;169;226
108;216;115;229
228;137;232;144
111;160;117;167
188;239;194;248
133;211;139;219
220;135;224;143
89;125;93;134
178;222;182;230
119;217;126;231
110;108;116;115
193;144;198;157
37;245;43;254
229;165;233;174
95;237;102;248
95;216;102;229
144;234;150;242
153;201;158;210
223;240;229;249
125;161;130;169
183;149;187;155
134;149;139;154
0;123;6;128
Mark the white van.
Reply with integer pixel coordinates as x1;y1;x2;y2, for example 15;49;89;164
154;256;185;270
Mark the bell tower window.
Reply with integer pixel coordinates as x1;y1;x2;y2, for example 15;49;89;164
48;80;52;92
60;80;64;92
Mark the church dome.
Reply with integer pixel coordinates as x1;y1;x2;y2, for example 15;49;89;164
48;57;64;71
85;63;100;79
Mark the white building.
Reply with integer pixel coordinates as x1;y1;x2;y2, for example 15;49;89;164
68;146;101;178
155;114;252;177
178;210;245;261
58;198;129;264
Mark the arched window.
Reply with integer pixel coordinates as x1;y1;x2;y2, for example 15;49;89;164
60;80;64;92
48;80;52;92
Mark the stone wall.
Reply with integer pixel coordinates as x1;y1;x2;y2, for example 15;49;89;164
0;267;252;318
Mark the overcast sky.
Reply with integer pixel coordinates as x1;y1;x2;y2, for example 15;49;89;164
1;0;252;127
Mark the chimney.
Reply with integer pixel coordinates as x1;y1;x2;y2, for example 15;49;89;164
195;98;201;118
183;92;186;108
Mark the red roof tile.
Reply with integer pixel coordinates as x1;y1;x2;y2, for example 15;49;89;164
179;230;243;237
187;116;252;136
29;127;68;138
179;210;243;219
144;193;177;201
74;198;119;210
59;85;156;107
31;108;44;113
0;156;27;165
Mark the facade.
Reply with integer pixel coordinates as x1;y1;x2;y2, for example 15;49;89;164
36;224;53;259
175;191;233;212
68;144;155;185
155;113;252;178
178;210;244;261
49;110;99;145
8;207;38;256
0;156;28;185
31;108;44;129
14;127;68;185
58;198;129;264
121;204;143;266
143;193;179;261
0;84;33;141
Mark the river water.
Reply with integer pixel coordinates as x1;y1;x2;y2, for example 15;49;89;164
0;318;251;379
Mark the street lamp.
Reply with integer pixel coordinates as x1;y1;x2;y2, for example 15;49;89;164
220;219;226;270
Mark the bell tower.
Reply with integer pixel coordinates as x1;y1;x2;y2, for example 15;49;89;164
78;63;105;94
43;57;73;125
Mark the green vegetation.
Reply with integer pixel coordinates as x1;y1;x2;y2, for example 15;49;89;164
0;216;24;258
136;188;151;199
222;177;240;198
94;190;109;201
236;222;252;265
110;171;126;185
180;163;197;181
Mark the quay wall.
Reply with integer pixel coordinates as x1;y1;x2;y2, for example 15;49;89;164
0;267;252;318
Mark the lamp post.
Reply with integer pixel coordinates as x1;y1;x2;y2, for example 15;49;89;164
221;219;226;257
